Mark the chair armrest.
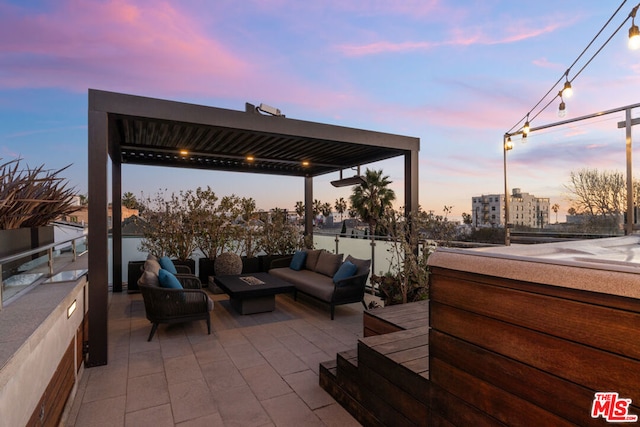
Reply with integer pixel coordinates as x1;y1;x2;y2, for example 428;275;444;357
334;273;368;290
175;264;192;274
333;273;369;301
139;286;212;316
175;274;202;289
270;256;294;270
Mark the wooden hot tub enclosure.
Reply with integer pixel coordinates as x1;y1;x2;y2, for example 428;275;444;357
427;237;640;425
321;237;640;425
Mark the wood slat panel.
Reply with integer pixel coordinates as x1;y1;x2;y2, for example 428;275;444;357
28;342;75;427
429;384;508;427
359;363;429;425
430;330;601;426
431;302;640;401
430;357;577;427
430;273;640;359
429;267;640;313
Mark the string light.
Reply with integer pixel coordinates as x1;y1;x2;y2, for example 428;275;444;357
630;4;640;49
504;136;513;151
558;91;567;118
523;114;530;135
505;1;635;137
562;78;573;98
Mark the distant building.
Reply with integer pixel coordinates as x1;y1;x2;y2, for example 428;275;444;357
472;188;550;228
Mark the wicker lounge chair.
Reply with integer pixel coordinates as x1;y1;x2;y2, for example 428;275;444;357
139;275;213;341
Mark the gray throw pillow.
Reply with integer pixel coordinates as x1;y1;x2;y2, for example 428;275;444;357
138;270;159;287
144;259;161;276
314;251;344;277
304;249;322;271
345;255;371;276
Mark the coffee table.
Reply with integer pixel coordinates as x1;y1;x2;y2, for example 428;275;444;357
213;272;295;315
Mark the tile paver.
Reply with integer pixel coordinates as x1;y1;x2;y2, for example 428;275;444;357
66;290;368;426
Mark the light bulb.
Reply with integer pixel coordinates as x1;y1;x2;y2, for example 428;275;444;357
630;24;640;50
504;137;513;151
558;101;566;118
523;120;530;135
562;81;573;98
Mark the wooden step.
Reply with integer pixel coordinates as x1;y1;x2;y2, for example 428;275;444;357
319;359;384;427
322;301;432;426
357;325;430;425
363;300;429;336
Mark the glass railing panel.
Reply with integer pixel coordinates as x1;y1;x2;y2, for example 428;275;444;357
1;235;88;307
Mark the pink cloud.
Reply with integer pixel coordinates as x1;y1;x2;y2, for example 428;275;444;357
336;15;572;57
0;0;251;95
532;57;564;70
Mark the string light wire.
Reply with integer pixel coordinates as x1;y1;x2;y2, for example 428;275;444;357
506;1;634;136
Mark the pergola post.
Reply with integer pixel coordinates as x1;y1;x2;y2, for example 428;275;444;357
404;149;419;216
112;146;122;292
304;176;313;238
87;108;109;367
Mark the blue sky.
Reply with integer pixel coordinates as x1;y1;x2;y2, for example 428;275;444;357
1;0;639;220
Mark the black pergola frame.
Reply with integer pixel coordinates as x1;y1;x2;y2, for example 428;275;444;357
87;89;420;366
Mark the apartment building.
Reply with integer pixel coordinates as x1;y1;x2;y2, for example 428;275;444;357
472;188;550;228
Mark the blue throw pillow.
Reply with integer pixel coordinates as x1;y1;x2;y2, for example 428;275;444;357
158;269;183;289
333;260;357;284
290;250;307;271
159;256;178;274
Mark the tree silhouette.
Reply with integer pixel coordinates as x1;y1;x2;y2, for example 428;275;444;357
349;168;396;237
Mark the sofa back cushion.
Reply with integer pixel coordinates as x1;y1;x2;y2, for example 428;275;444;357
290;250;307;271
315;251;344;277
304;249;322;271
333;260;358;284
345;255;371;277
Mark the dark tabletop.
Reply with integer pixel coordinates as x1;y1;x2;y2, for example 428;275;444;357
213;272;295;299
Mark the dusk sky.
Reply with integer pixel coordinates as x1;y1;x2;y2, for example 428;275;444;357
1;0;639;221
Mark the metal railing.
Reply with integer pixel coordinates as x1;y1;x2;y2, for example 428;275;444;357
0;235;88;308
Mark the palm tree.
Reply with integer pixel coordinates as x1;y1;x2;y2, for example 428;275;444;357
334;197;347;216
122;192;139;209
312;199;322;225
335;197;348;234
295;201;305;224
349;168;396;236
552;203;560;223
320;202;332;225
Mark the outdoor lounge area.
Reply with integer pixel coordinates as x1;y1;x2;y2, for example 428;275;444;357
66;280;375;426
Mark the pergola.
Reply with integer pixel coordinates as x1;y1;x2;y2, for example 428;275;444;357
87;89;420;366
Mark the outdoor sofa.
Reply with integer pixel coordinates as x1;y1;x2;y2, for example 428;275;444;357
268;249;371;319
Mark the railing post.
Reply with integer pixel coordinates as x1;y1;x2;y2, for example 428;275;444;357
0;263;3;310
370;234;376;280
72;239;77;262
48;247;54;277
334;234;339;254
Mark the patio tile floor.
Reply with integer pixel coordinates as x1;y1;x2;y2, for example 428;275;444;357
65;289;369;426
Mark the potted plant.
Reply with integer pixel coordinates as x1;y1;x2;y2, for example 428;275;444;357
0;159;78;279
189;188;243;282
233;197;261;273
257;209;304;271
137;190;197;273
369;209;431;306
